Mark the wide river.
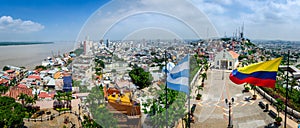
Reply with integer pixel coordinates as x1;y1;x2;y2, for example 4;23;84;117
0;42;76;70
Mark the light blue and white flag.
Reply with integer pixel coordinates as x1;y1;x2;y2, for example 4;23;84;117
167;54;190;95
162;61;175;74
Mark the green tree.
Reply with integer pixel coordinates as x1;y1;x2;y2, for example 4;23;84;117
0;96;26;127
82;115;103;128
142;85;186;127
65;92;72;108
73;48;84;56
18;93;28;107
200;72;207;87
34;65;47;70
72;80;81;87
25;96;36;106
95;58;105;69
0;86;9;94
250;84;257;99
195;85;203;95
129;67;153;89
85;86;117;127
55;92;63;102
2;66;10;71
274;98;284;117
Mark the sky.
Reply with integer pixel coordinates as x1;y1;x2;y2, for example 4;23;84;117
0;0;300;41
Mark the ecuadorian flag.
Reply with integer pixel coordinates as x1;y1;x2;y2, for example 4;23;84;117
229;57;282;88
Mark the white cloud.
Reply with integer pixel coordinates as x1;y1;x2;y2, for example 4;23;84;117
78;0;300;41
77;0;219;41
0;16;44;33
188;0;300;40
189;0;226;15
236;0;300;24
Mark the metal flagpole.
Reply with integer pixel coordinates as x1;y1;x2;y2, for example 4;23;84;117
165;50;168;128
284;50;289;128
187;54;191;128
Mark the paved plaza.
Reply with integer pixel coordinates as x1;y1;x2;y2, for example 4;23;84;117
190;69;297;128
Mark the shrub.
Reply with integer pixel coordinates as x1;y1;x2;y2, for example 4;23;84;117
245;87;250;91
275;117;282;122
196;94;202;100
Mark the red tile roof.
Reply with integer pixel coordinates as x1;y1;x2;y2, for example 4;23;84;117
228;50;239;59
28;75;41;80
0;79;9;85
38;92;55;98
8;86;33;99
17;84;27;88
5;70;15;73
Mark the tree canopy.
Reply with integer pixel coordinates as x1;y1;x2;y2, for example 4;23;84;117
0;96;26;128
34;65;47;70
2;66;10;71
0;86;9;94
84;86;117;127
129;67;153;89
142;85;186;127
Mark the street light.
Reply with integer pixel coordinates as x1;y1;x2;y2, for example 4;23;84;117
225;98;234;128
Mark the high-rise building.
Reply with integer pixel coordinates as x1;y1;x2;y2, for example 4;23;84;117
106;39;109;48
83;41;87;55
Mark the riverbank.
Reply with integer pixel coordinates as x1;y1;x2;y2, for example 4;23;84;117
0;41;75;70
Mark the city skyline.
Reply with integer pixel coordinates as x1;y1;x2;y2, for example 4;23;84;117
1;0;300;41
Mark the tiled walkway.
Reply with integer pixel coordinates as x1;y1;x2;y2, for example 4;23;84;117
188;69;297;128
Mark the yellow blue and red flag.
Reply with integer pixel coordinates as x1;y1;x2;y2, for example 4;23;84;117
229;57;282;88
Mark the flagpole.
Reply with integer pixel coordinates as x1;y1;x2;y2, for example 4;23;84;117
284;50;289;128
165;50;168;128
187;54;191;128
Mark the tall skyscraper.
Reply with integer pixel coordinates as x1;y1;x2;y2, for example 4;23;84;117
106;39;109;48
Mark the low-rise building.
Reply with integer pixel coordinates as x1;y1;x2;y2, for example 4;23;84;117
214;49;239;70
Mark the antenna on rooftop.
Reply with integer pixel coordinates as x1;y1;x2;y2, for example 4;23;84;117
241;22;244;39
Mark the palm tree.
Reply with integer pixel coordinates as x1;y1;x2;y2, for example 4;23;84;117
274;98;284;117
259;55;265;61
65;92;72;109
203;63;209;71
200;72;207;86
18;93;28;107
54;92;64;109
25;96;36;106
195;85;203;100
250;84;257;100
55;92;63;102
195;85;203;95
241;59;248;67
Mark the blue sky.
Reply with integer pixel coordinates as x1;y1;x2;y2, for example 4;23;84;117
1;0;300;41
0;0;109;41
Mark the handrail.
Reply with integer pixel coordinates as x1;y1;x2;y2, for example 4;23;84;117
256;87;300;120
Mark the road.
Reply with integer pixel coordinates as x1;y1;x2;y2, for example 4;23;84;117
190;69;292;128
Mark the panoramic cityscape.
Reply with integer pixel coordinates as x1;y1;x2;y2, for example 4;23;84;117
1;0;300;128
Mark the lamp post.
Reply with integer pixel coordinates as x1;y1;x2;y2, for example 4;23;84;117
225;98;234;128
78;104;81;116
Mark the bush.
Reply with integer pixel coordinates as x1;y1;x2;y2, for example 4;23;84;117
196;94;202;100
245;87;250;91
275;117;282;122
56;108;70;112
